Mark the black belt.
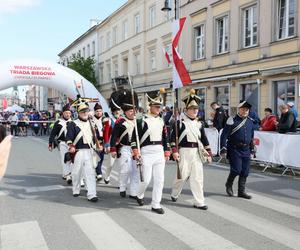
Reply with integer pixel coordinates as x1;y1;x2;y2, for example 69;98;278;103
180;142;198;148
232;143;249;148
142;141;162;146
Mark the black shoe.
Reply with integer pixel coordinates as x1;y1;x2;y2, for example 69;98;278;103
171;196;177;202
66;176;72;185
225;172;236;197
136;198;144;206
104;179;110;184
193;205;208;210
120;191;126;198
238;176;252;199
151;207;165;214
88;197;98;202
73;194;79;197
129;195;137;200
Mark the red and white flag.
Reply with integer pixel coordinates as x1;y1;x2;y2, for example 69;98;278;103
172;17;192;89
162;47;171;65
2;97;8;110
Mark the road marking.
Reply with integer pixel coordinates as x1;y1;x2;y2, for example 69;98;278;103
275;189;300;199
72;211;145;250
25;185;66;193
0;221;48;250
0;191;9;196
187;198;300;250
247;192;300;219
137;206;243;250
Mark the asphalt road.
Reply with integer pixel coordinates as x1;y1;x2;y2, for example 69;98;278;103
0;136;300;250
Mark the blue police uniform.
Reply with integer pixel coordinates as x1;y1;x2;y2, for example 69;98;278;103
220;101;254;199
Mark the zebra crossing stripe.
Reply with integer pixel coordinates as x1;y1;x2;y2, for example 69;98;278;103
72;211;145;250
137;206;243;250
0;221;48;250
25;185;66;193
194;198;300;250
275;188;300;199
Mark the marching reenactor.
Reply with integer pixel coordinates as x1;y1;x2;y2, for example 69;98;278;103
170;89;212;210
103;91;122;184
131;89;170;214
48;104;72;184
110;90;139;199
92;103;105;181
66;101;101;202
220;101;255;199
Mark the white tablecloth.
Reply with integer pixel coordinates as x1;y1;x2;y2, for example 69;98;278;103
204;128;219;156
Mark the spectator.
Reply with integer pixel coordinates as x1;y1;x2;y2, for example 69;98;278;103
249;109;261;130
8;112;19;136
260;108;277;131
276;104;297;133
287;102;298;121
210;102;228;131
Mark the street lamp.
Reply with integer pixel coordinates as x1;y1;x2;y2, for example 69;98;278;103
161;0;178;20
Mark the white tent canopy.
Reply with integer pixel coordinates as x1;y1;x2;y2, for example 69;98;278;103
4;104;24;113
0;59;109;113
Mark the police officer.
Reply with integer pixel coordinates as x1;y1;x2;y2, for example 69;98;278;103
170;89;212;210
66;101;99;202
103;91;122;184
110;90;139;199
93;103;104;181
48;104;72;184
220;101;254;199
131;89;170;214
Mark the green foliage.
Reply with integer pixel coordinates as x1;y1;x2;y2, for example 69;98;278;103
68;54;99;89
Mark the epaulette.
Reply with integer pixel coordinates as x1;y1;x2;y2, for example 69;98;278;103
226;116;234;125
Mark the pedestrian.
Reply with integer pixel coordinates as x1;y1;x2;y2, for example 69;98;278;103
259;108;277;131
48;104;73;184
8;112;18;136
210;102;228;131
287;102;298;120
92;103;105;181
170;89;212;210
103;91;122;184
110;90;139;199
276;104;297;133
131;89;170;214
66;101;100;202
220;101;255;199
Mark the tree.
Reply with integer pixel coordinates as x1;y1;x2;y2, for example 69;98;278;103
68;54;99;89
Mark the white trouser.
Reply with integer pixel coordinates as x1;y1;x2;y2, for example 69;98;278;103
137;145;165;209
59;142;72;177
104;154;117;181
72;149;97;199
171;148;205;206
118;146;139;196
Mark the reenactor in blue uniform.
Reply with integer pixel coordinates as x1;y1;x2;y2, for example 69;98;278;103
48;104;72;184
220;101;255;199
110;90;139;199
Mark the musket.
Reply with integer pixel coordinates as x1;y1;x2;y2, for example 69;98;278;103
127;73;144;182
88;116;102;152
173;87;182;179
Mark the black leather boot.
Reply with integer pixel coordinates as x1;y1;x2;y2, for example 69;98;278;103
238;176;252;199
225;173;236;197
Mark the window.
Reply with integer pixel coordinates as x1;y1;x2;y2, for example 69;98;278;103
112;26;117;46
99;65;104;84
241;83;259;112
134;14;141;34
277;0;295;40
123;58;128;75
149;5;156;28
87;44;90;57
243;5;258;48
106;32;111;49
78;50;81;57
106;63;111;82
82;47;86;58
216;15;229;54
215;86;229;111
92;41;95;56
123;20;129;40
134;53;140;75
194;24;205;59
99;36;104;53
273;79;295;115
113;61;118;78
150;49;156;71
